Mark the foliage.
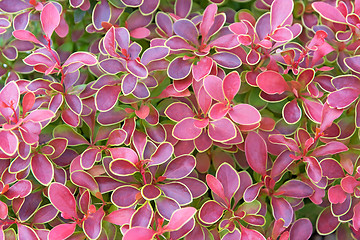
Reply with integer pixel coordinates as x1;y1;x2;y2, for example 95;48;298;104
0;0;360;239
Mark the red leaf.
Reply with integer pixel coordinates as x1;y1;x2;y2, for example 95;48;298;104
283;100;301;124
216;162;240;201
304;156;322;183
320;158;345;179
107;129;127;146
131;202;153;228
110;159;138;176
112;186;140;208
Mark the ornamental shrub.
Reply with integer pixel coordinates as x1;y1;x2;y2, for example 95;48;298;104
0;0;359;239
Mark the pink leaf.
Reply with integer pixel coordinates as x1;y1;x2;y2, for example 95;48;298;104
312;2;347;24
200;4;217;38
0;131;18;156
123;227;156;240
229;104;261;125
12;30;43;45
48;182;77;220
40;3;60;38
223;71;241;102
149;142;174;166
208;118;236;142
173;118;202;140
206;174;227;202
256;71;289;94
203;75;225;102
328;185;347;204
192;56;213;81
245;132;267;176
24;109;54;123
312;141;348;157
163;207;196;231
270;0;294;30
48;223;76;240
104;208;135;225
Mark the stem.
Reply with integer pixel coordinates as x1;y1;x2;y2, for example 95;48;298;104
10;105;18;124
44;36;65;85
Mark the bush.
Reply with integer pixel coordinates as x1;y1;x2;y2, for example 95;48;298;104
0;0;359;239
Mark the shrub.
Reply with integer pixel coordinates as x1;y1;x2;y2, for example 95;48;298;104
0;0;359;239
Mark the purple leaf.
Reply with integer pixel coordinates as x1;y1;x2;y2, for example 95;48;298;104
271;197;293;227
199;200;225;224
274;180;313;198
164;155;195;179
173;19;199;46
289;218;313;240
